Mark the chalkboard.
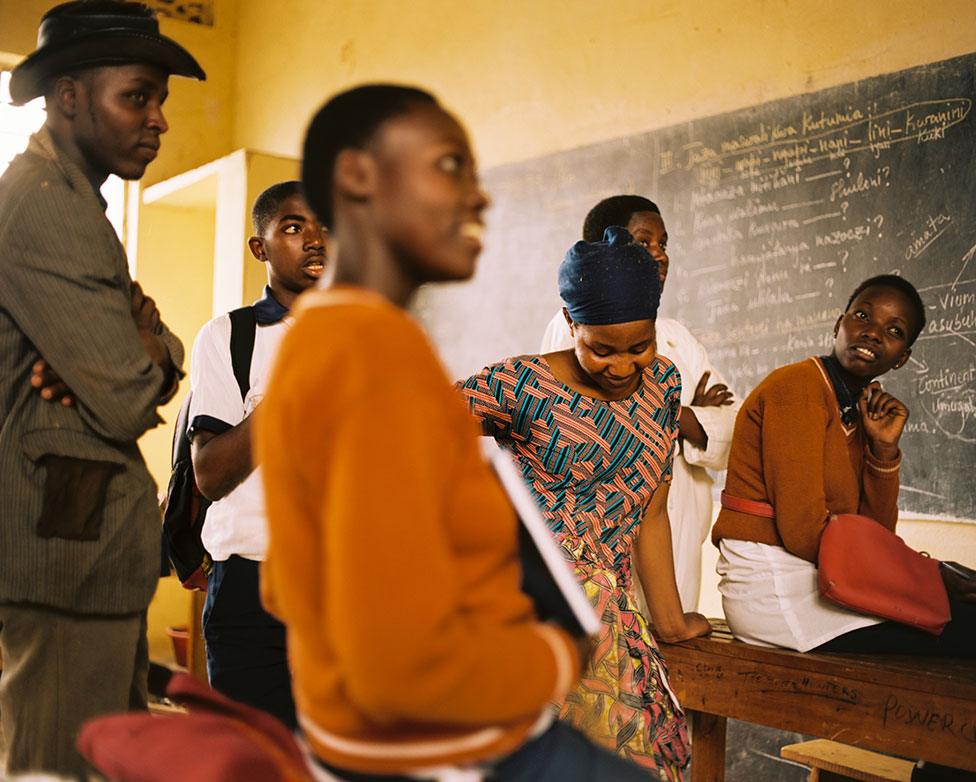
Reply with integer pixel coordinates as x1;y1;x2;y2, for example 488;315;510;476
414;52;976;521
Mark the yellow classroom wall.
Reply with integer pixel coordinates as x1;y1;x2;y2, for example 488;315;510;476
142;0;238;188
135;203;217;484
1;0;974;643
103;201;218;661
231;0;976;169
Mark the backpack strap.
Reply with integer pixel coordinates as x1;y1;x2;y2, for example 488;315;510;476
228;306;257;402
171;391;194;468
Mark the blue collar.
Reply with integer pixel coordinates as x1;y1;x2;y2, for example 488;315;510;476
253;286;289;324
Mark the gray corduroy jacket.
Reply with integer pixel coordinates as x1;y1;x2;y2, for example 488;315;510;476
0;128;184;615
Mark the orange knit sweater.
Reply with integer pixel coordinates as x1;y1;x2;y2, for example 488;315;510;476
255;288;578;774
711;357;901;563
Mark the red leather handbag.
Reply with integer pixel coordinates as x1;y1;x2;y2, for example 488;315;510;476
720;493;951;636
78;674;316;782
817;513;950;636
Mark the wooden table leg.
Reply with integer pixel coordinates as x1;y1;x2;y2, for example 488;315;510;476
186;590;208;681
690;710;727;782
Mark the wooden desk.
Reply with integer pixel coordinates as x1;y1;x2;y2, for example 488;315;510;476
658;622;976;781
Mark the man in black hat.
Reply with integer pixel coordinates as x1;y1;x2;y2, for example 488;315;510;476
0;2;204;775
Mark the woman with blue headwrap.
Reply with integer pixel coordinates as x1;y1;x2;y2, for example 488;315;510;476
459;227;710;779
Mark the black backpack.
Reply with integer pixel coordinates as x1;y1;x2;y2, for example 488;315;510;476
162;306;257;590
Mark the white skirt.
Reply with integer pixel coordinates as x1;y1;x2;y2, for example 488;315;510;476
717;539;883;652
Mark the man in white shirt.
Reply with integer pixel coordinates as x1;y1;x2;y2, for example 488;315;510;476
540;195;738;611
188;181;328;727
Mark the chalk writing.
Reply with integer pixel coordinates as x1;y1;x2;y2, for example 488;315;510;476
938;289;976;311
829;167;891;202
906;214;953;261
926;310;976;334
664;99;971;178
691;183;745;208
730;239;810;269
816;224;872;247
803;107;865;134
748;217;801;237
726;198;782;222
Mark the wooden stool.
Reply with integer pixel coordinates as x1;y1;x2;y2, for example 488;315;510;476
186;589;208;680
148;699;188;716
781;739;914;782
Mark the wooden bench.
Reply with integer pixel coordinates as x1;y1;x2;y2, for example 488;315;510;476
780;739;914;782
658;621;976;781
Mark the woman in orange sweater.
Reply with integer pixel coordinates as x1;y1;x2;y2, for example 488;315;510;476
712;275;975;655
255;85;649;781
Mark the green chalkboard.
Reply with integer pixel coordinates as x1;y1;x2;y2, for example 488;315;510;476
416;52;976;520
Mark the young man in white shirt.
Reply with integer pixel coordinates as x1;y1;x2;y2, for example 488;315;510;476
188;181;328;727
540;195;738;611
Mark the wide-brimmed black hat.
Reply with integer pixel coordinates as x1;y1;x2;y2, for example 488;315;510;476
9;1;206;106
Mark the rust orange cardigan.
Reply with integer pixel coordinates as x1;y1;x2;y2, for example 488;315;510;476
712;357;901;563
255;288;577;775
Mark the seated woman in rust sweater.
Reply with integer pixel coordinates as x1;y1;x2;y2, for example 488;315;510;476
712;274;975;656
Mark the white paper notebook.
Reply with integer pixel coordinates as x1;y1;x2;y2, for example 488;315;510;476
481;439;601;637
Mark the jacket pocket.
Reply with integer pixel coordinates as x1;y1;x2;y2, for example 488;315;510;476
23;430;126;542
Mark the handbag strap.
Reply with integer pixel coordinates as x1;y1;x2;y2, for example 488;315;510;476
720;490;776;519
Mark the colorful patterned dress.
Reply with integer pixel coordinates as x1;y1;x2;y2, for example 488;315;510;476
459;355;689;779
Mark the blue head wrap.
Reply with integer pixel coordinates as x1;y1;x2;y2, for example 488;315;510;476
557;225;661;325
